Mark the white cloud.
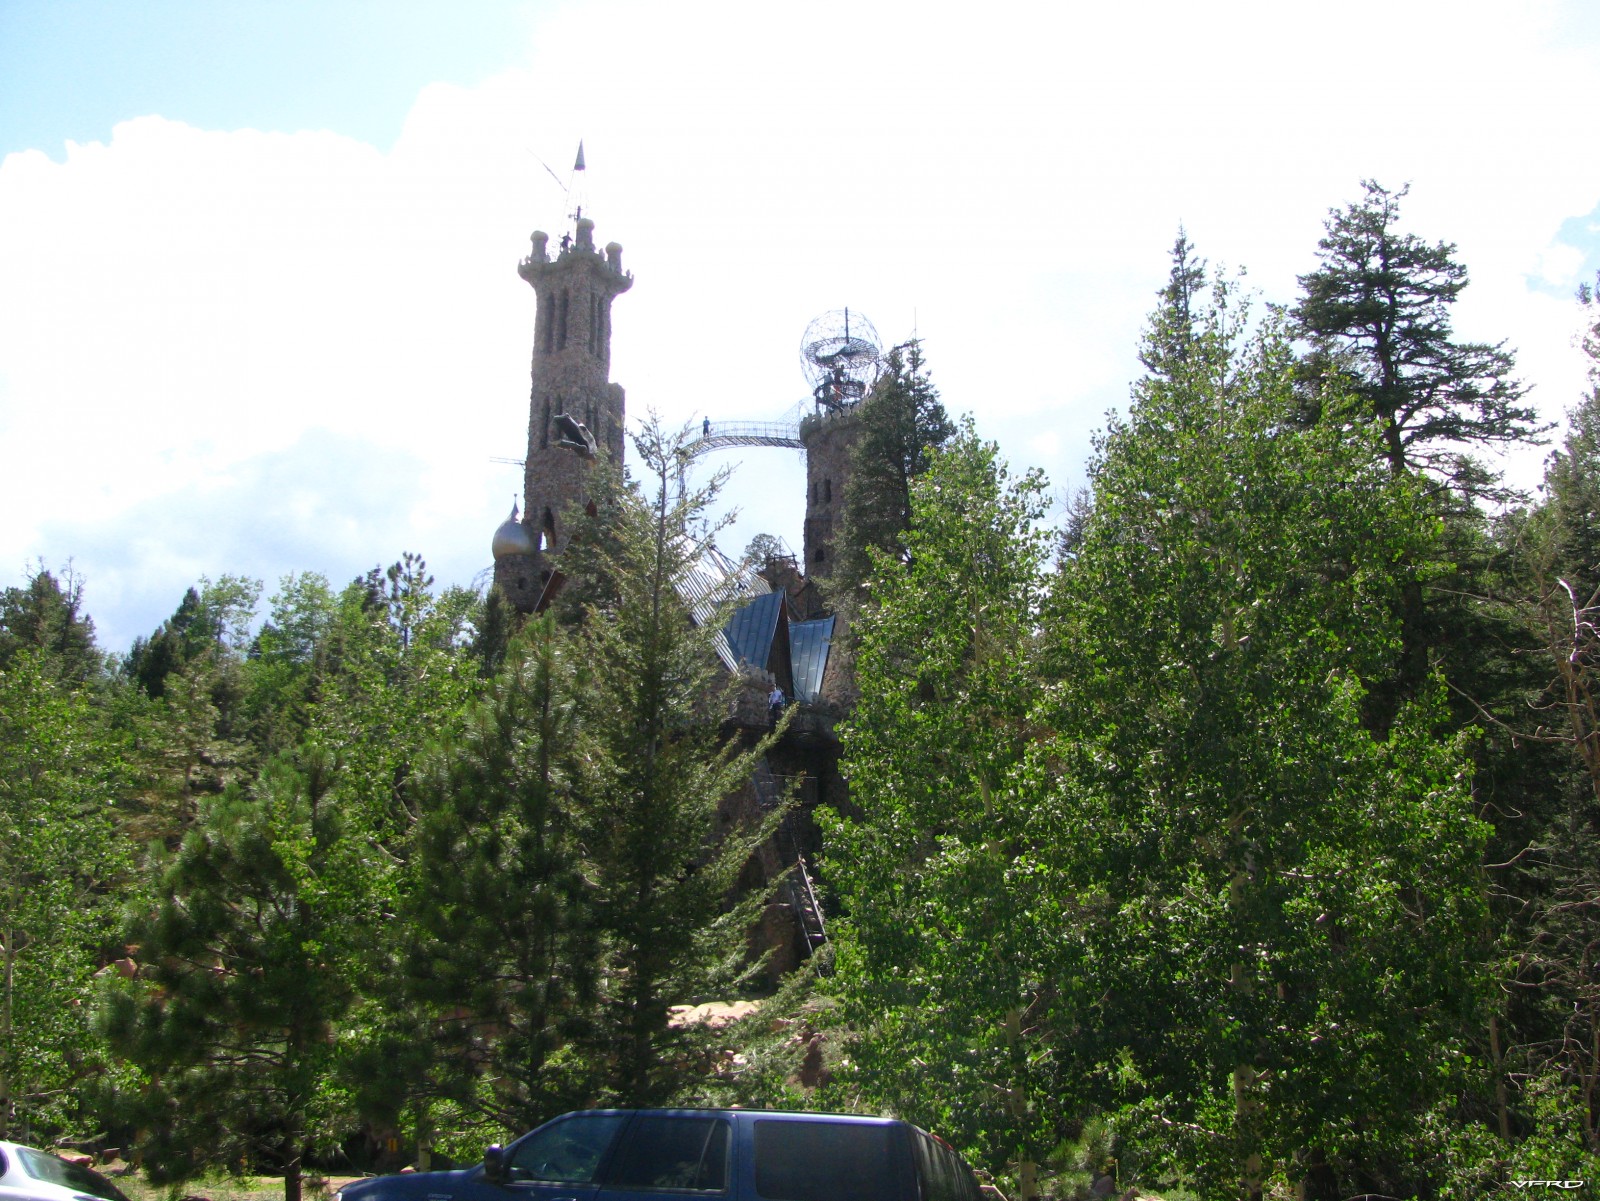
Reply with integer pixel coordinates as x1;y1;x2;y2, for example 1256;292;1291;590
3;0;1598;649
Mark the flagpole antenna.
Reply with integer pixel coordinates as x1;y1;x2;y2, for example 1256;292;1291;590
566;139;588;224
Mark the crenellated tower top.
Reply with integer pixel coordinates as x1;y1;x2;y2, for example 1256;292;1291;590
492;208;634;613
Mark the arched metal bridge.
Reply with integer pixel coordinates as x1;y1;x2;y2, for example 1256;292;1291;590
686;420;803;453
494;412;809;471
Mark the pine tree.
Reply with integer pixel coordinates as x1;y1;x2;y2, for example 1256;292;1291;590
1490;273;1600;1168
556;418;783;1104
103;754;356;1201
243;573;340;756
0;566;102;688
1294;180;1541;494
830;341;955;598
471;585;518;678
1139;226;1208;379
396;615;602;1135
125;576;261;701
1294;182;1544;731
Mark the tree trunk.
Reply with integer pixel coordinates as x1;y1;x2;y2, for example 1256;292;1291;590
1489;1013;1511;1141
1001;1006;1037;1201
1229;852;1262;1201
1015;1158;1037;1201
1;923;13;1139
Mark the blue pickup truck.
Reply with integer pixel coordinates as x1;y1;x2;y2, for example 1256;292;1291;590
337;1109;982;1201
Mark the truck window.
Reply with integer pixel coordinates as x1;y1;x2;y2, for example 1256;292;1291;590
510;1113;629;1184
605;1116;731;1192
937;1140;980;1201
912;1133;942;1201
753;1121;896;1201
913;1131;981;1201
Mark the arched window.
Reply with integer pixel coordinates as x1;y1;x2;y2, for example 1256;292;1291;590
541;293;554;353
558;289;569;350
823;479;832;504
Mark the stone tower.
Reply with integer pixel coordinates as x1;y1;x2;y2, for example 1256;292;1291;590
798;407;861;573
493;215;633;611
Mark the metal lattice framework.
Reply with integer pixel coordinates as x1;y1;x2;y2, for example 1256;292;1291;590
685;420;803;453
800;308;881;409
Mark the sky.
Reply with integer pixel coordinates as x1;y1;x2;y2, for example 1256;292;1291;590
3;0;1599;654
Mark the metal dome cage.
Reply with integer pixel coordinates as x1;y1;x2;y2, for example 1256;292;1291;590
799;309;881;409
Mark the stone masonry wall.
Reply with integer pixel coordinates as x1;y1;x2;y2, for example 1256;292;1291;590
516;220;632;574
491;551;546;613
798;408;860;573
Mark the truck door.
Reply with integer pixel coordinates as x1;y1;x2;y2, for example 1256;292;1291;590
498;1111;630;1201
595;1113;733;1201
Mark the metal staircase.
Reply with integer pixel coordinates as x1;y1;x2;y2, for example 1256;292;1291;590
784;850;830;967
752;760;831;971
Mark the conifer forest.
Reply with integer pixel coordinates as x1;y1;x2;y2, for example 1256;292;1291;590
6;182;1600;1200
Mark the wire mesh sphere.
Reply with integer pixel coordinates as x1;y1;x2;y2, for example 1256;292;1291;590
799;309;881;407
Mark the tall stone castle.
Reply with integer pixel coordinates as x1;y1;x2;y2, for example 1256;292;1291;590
488;210;858;970
489;210;860;706
491;216;633;613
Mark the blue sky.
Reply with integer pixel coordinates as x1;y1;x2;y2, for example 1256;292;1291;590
3;0;1599;653
0;1;535;157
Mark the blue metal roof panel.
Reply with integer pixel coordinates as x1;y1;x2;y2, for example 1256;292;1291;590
788;616;835;704
672;539;770;672
723;590;784;670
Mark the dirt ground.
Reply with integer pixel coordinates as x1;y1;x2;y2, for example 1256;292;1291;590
116;1175;364;1201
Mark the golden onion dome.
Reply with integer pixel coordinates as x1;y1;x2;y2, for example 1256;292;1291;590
492;503;538;559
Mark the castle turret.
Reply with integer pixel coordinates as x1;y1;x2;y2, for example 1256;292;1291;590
493;214;633;612
798;407;860;572
794;309;879;574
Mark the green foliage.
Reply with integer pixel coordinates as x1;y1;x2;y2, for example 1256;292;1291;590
1294;179;1541;494
398;615;603;1132
1504;1067;1600;1179
831;270;1495;1199
1139;226;1208;380
670;970;827;1111
0;652;128;1141
824;426;1057;1187
471;584;518;678
118;656;256;849
1478;284;1600;1166
361;426;788;1154
742;533;788;569
830;341;956;597
0;565;103;688
103;754;357;1201
1044;276;1492;1196
124;576;262;701
243;573;340;756
557;418;783;1104
302;558;479;854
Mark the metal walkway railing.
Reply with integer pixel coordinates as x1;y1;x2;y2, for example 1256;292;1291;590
688;421;803;452
752;760;831;971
